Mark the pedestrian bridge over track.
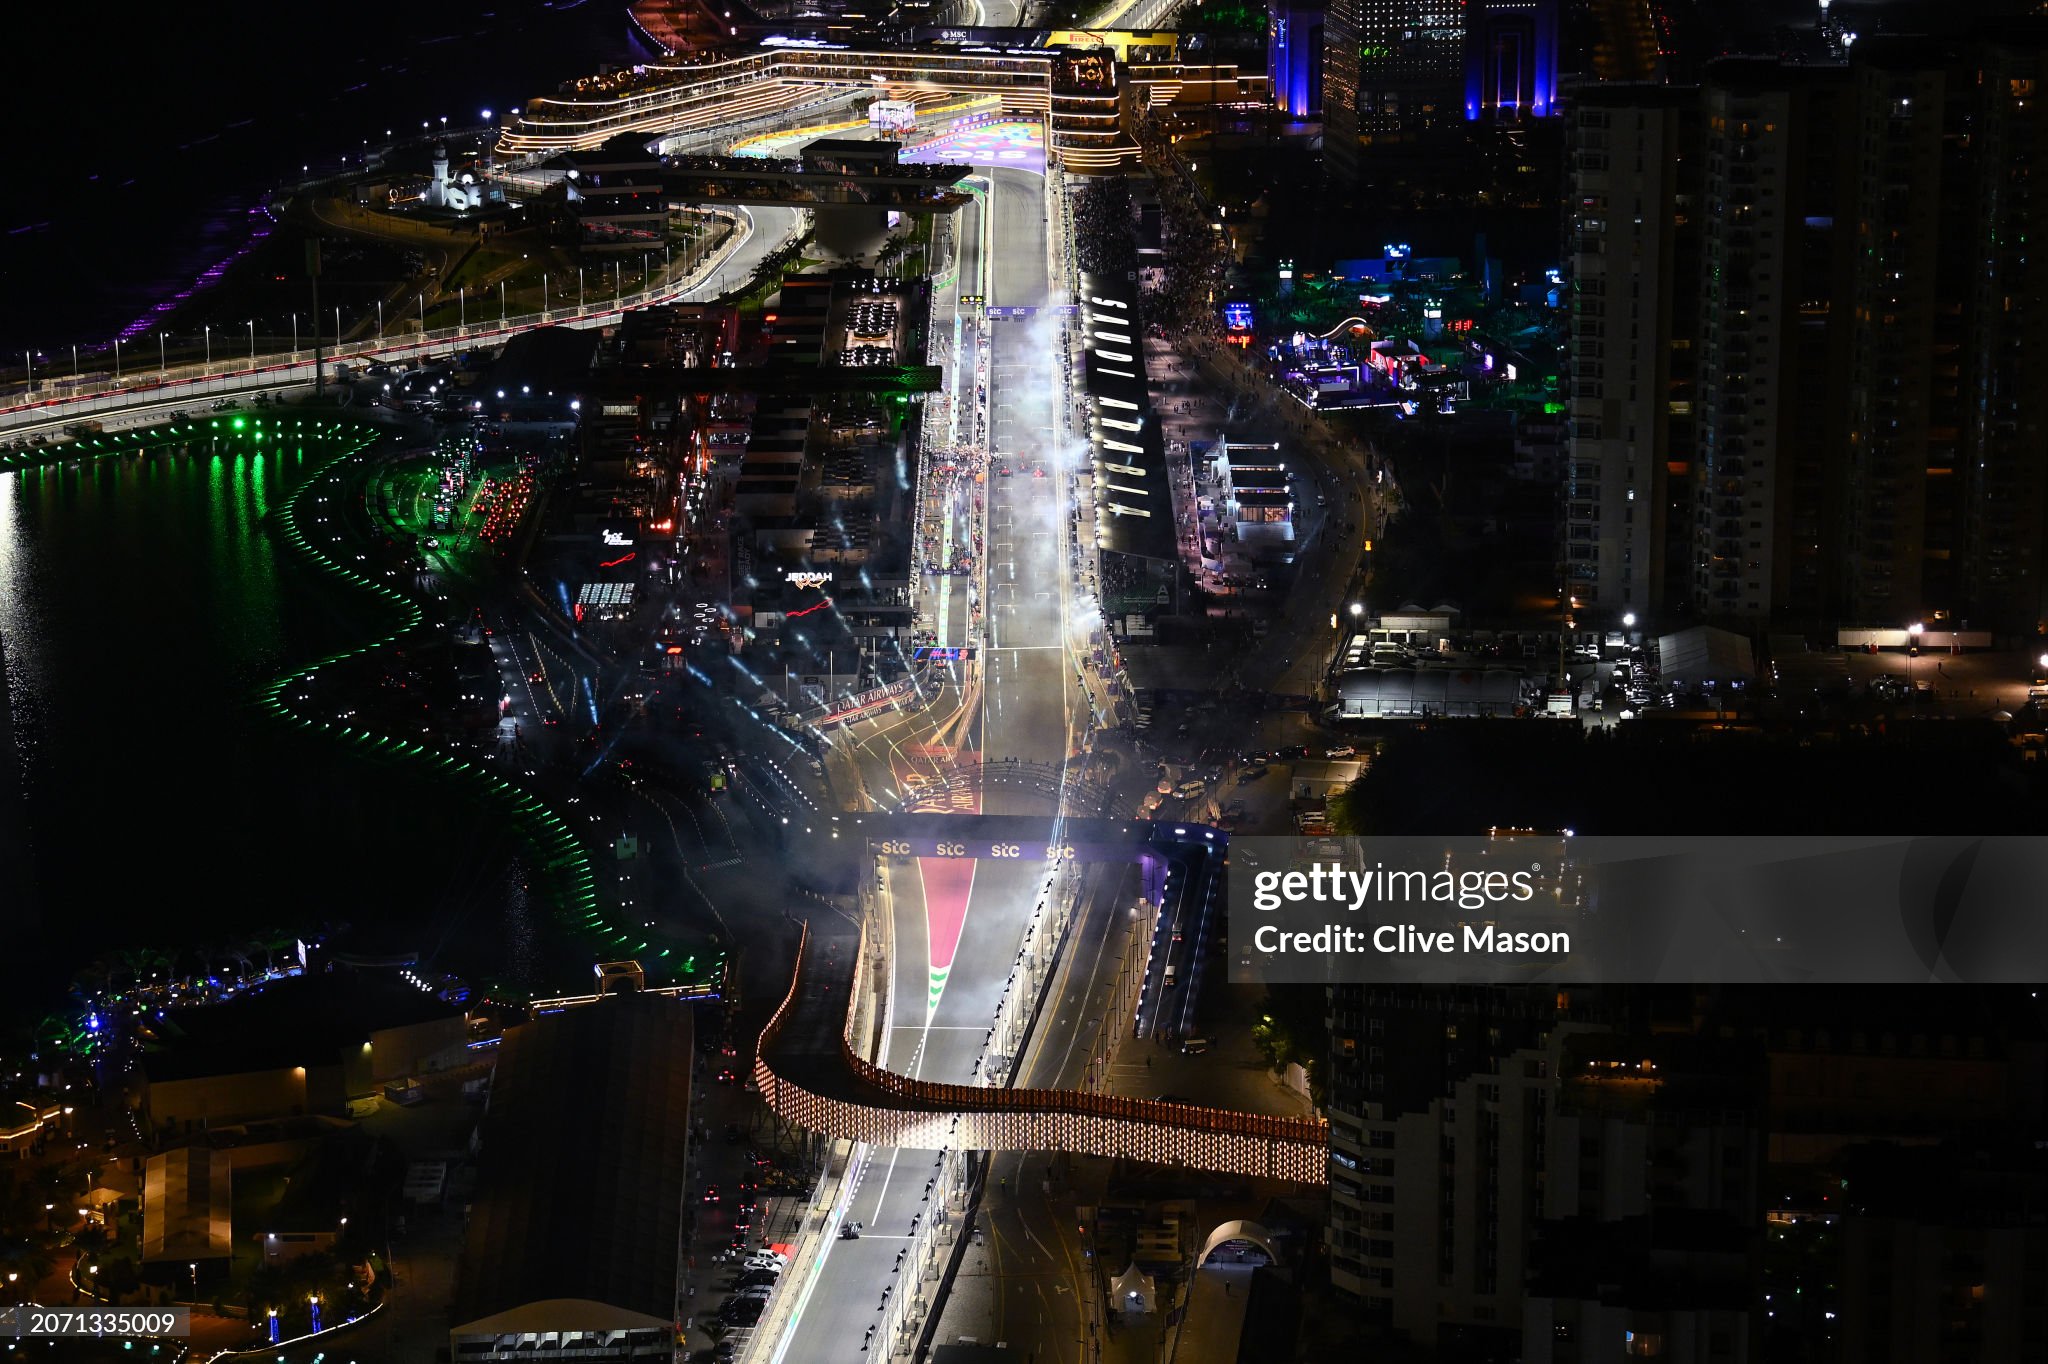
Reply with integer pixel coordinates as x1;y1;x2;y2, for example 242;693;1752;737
754;917;1328;1186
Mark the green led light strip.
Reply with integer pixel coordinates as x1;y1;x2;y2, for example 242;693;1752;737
1;420;659;986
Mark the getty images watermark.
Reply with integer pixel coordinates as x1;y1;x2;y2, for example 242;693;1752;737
1227;835;2048;985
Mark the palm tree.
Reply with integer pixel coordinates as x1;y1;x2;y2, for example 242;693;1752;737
254;931;295;976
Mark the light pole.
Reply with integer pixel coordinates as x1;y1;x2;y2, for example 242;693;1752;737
542;270;549;313
22;350;30;393
114;338;121;381
1908;620;1924;692
377;299;384;341
459;286;466;329
189;1263;197;1303
71;343;78;380
500;280;506;325
158;332;166;374
578;267;585;311
290;313;298;355
203;325;211;368
334;305;341;350
247;320;255;363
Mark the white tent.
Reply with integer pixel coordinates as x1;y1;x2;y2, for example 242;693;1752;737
1111;1262;1157;1315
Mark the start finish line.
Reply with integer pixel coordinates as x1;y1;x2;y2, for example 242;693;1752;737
986;305;1079;320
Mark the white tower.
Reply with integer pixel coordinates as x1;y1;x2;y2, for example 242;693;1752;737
427;145;450;208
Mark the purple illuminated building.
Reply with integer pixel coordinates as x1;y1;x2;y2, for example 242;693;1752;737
1464;0;1559;122
1268;0;1324;118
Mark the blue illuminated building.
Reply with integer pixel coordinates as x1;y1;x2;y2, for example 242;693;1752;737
1268;0;1324;117
1463;0;1559;121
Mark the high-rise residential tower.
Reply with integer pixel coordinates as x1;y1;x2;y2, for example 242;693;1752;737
1563;84;1699;621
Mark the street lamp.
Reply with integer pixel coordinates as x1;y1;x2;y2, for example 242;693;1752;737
203;324;211;368
1622;611;1637;629
190;1262;197;1303
1908;621;1924;691
247;319;255;362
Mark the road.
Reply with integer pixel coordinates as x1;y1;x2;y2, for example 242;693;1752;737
0;205;796;440
779;149;1091;1364
681;206;802;304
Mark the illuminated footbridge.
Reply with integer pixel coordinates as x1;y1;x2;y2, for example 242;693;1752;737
754;818;1329;1186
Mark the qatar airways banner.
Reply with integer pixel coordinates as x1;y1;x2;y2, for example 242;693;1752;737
1228;836;2048;984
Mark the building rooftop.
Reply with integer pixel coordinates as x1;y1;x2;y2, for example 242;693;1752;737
141;1146;232;1263
452;1298;673;1338
453;991;695;1325
146;971;463;1082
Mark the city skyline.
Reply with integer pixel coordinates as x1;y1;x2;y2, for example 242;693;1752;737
5;2;2048;1363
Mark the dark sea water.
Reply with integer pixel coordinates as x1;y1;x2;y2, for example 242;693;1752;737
0;0;647;354
0;6;639;1015
0;443;541;1015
